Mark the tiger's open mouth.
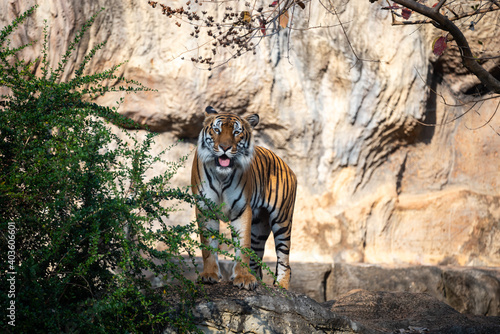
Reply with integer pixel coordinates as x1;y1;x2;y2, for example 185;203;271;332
215;154;234;168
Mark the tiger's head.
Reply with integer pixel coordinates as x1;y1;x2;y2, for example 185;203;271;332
197;106;259;174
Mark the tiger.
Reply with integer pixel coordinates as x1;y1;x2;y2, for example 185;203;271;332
191;106;297;290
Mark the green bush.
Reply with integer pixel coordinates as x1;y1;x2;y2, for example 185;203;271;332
1;7;278;333
0;6;213;333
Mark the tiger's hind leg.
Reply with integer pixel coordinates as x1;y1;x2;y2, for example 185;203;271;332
250;209;272;279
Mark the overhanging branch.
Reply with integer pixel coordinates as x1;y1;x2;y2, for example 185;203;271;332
385;0;500;94
389;6;500;25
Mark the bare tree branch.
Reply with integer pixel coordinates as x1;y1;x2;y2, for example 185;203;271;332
386;0;500;95
388;5;500;25
148;0;500;97
466;99;500;134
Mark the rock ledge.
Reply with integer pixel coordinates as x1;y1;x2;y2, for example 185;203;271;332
164;282;500;334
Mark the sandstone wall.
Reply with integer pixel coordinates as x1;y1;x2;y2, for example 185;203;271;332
2;0;499;266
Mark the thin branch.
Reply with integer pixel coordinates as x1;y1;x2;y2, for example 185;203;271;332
433;0;448;12
319;0;379;65
466;99;500;135
414;101;479;126
288;21;351;31
390;5;500;25
413;66;500;128
491;0;500;9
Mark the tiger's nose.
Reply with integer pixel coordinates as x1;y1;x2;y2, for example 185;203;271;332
220;145;231;152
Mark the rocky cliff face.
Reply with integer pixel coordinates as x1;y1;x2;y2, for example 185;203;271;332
2;0;499;266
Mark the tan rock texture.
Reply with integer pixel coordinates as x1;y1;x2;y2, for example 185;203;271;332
2;0;499;266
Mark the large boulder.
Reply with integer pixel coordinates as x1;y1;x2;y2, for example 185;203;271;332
331;289;500;334
327;263;500;316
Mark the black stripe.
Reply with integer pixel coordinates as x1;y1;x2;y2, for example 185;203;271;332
276;242;290;250
231;204;247;222
269;168;279;216
277;261;291;269
272;219;291;241
280;234;291;242
230;186;245;210
196;157;203;189
203;164;220;198
234;172;244;189
252;232;269;241
273;226;289;237
222;169;237;192
251;153;264;208
257;234;269;241
282;173;289;205
272;212;284;227
275;244;290;255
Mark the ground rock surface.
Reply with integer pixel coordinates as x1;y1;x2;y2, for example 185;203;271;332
164;282;500;334
159;259;500;316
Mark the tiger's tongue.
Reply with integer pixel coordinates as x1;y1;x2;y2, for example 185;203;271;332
219;157;231;167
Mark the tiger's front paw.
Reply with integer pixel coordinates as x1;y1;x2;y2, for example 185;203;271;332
233;274;258;290
198;272;221;285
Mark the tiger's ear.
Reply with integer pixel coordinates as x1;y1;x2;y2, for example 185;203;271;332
205;106;218;117
246;114;259;128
